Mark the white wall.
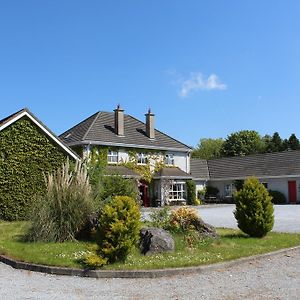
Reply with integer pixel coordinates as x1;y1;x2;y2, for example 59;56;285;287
208;177;300;203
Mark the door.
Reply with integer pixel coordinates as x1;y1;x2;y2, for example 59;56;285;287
288;181;297;203
139;183;150;207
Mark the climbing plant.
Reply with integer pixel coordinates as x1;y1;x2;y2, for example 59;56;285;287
0;117;70;220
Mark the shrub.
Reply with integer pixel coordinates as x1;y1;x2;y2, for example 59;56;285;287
268;190;286;204
98;175;138;202
169;207;200;233
149;207;171;229
234;177;274;237
197;188;206;200
194;198;202;205
97;196;141;263
186;180;196;205
205;186;219;198
26;160;93;242
0;118;67;221
82;253;108;269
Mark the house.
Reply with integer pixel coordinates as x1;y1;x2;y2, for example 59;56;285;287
190;151;300;204
60;105;192;206
0;108;78;220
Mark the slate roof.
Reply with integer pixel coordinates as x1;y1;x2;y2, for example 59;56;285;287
207;150;300;180
104;165;140;178
190;159;210;180
59;111;191;152
153;167;193;179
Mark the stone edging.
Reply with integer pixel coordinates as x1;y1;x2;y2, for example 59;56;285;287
1;245;300;279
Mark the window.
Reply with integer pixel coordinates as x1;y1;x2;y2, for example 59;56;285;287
107;150;118;163
137;153;148;165
165;153;174;166
169;182;186;200
224;183;235;197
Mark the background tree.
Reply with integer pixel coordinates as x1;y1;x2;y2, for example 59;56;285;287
192;138;224;160
270;132;284;152
222;130;265;157
287;133;300;150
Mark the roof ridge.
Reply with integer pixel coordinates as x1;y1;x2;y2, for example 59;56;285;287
59;111;99;137
127;114;192;150
82;111;102;141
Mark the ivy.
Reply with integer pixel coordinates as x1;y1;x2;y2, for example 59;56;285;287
0;117;69;220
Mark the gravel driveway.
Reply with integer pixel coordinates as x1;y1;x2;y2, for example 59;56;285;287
143;204;300;233
0;247;299;299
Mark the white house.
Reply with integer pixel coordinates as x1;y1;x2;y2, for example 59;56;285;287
190;151;300;204
60;106;192;206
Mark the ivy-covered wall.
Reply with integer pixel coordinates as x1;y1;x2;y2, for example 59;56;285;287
0;117;69;220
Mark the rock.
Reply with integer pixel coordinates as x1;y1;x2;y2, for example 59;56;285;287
140;227;175;255
192;218;218;239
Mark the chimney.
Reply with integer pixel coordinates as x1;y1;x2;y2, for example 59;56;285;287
145;108;155;139
114;104;124;136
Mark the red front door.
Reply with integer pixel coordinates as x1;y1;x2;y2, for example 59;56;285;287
288;181;297;203
139;184;150;207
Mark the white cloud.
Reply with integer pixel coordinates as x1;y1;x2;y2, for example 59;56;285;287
179;72;227;97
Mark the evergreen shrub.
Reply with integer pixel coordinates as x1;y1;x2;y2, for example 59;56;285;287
186;180;196;205
268;190;286;204
97;196;141;263
234;177;274;237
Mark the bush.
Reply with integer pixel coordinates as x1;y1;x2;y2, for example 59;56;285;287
169;207;200;233
186;180;196;205
149;207;171;229
197;188;206;200
97;196;141;263
26;160;93;242
205;186;219;198
98;175;138;202
268;190;286;204
234;177;274;237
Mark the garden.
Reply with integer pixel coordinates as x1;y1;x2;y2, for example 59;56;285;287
0;158;300;271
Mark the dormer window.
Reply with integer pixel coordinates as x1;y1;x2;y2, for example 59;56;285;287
137;153;148;165
107;150;118;164
165;153;174;166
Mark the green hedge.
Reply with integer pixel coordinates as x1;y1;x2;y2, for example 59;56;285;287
0;117;68;220
186;180;196;205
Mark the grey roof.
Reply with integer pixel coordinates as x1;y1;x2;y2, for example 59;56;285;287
153;167;193;179
207;150;300;180
59;111;191;152
104;165;140;178
190;159;210;180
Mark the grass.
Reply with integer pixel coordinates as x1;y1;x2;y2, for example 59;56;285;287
1;221;300;270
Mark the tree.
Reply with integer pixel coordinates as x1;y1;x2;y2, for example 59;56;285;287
234;177;274;237
287;133;300;150
222;130;265;157
192;138;224;160
271;132;284;152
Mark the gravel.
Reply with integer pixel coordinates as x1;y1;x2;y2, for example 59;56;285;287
0;247;300;299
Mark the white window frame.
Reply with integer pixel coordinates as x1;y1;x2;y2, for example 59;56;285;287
107;150;118;164
137;153;148;165
169;181;186;200
165;153;174;166
224;183;235;198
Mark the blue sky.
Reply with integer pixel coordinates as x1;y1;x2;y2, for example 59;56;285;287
1;1;299;147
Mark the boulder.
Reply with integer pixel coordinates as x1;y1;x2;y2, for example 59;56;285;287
140;227;175;255
193;218;218;239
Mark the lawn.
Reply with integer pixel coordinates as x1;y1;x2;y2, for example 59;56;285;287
1;221;300;270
